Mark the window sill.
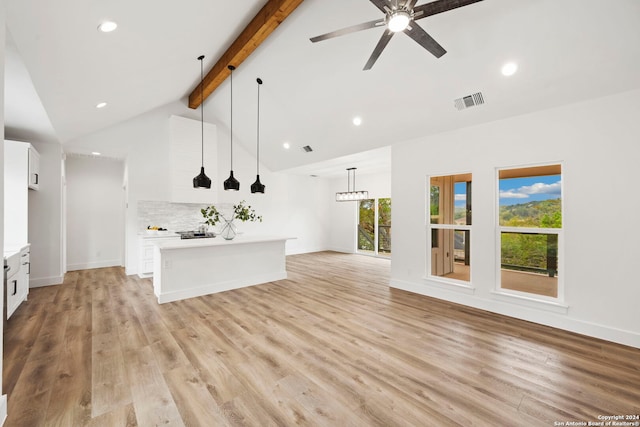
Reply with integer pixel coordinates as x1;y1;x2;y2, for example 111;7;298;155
422;276;476;295
490;290;569;314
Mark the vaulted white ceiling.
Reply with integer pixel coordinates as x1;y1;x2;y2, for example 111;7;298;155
5;0;640;175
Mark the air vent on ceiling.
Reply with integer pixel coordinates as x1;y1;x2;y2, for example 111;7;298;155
454;92;484;111
302;145;313;152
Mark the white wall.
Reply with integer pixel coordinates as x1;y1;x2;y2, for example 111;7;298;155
391;89;640;348
28;141;64;287
0;0;8;418
64;100;331;274
327;171;391;253
65;155;125;271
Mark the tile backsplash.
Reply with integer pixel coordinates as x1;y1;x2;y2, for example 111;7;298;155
137;200;233;232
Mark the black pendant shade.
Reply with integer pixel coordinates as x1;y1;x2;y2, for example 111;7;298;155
251;175;265;193
193;167;211;188
251;77;265;194
224;64;240;191
193;55;211;189
224;170;240;191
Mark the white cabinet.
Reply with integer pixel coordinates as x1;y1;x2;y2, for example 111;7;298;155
4;140;29;249
138;235;180;278
6;244;30;319
169;115;218;204
28;145;40;190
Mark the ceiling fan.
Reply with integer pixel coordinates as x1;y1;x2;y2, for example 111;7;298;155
310;0;484;70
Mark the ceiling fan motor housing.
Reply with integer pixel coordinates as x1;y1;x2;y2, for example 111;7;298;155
386;8;413;32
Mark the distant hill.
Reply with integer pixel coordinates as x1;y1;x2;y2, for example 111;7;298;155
500;198;562;228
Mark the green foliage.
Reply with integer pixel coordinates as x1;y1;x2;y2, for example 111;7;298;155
378;198;391;226
200;205;221;227
233;200;262;223
358;199;375;251
358;198;392;252
430;186;440;216
500;198;561;271
201;200;262;225
500;198;561;228
501;233;548;269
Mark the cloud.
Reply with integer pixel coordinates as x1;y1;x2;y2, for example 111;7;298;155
519;181;562;195
499;190;529;199
455;194;466;202
500;180;562;199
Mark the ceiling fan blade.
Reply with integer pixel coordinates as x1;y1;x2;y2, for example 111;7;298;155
369;0;392;13
310;19;385;43
404;0;419;9
413;0;484;20
404;22;446;58
364;30;394;70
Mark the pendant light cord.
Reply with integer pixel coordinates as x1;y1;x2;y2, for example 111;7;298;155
230;66;234;170
199;56;204;168
256;79;261;174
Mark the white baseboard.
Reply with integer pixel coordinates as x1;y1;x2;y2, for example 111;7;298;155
29;275;64;288
0;394;7;426
66;259;122;272
325;246;354;254
156;271;287;304
285;245;330;256
390;278;640;349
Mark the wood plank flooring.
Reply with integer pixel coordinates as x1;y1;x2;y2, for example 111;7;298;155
3;251;640;426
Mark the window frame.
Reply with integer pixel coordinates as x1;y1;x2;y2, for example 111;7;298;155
356;197;391;258
426;172;473;288
495;162;565;305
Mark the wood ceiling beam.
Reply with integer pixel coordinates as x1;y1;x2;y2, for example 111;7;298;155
188;0;305;109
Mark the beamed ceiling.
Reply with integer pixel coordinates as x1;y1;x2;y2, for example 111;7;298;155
4;0;640;176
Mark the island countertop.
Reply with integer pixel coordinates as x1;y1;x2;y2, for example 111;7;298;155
155;235;295;250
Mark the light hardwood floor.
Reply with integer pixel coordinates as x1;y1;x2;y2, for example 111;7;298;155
3;252;639;426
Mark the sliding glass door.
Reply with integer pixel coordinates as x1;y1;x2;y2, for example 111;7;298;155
358;198;391;257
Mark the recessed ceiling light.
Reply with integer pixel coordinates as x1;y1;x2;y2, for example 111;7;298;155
96;102;107;109
283;142;290;150
91;152;101;156
98;21;118;33
501;62;518;76
353;116;362;126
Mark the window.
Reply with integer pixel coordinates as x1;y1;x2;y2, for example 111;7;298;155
428;174;471;282
498;164;562;299
358;198;391;257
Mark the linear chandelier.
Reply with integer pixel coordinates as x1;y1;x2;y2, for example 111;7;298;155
336;167;369;202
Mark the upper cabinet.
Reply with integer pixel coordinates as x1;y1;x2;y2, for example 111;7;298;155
28;145;40;190
168;115;217;204
4;140;30;249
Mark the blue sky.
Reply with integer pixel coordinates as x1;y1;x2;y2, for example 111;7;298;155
499;175;561;206
454;175;562;208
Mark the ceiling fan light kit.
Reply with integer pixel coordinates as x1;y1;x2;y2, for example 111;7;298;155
387;9;412;32
310;0;484;70
193;55;212;189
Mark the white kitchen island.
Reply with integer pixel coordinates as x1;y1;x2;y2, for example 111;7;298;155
152;235;293;304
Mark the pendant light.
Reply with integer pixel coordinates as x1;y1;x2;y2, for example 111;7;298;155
193;55;211;189
224;64;240;191
251;77;265;194
336;167;369;201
